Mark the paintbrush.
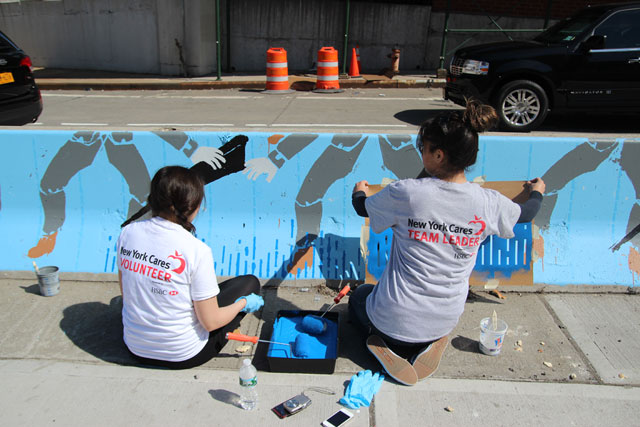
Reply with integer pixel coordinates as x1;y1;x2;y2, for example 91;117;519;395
319;285;351;318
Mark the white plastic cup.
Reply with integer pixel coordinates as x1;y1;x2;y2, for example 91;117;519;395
479;317;508;356
37;266;60;297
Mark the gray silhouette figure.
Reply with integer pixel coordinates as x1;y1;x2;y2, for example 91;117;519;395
536;138;640;252
243;133;423;268
28;131;225;258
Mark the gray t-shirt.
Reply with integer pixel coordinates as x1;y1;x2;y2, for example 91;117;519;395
365;178;520;342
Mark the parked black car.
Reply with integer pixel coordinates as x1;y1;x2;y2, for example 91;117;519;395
0;30;42;125
444;3;640;132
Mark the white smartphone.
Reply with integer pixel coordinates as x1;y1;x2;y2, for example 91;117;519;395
321;408;354;427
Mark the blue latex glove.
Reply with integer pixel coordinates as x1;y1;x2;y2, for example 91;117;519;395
339;370;384;409
235;293;264;313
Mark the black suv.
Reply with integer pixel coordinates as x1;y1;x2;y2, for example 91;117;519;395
444;3;640;132
0;30;42;125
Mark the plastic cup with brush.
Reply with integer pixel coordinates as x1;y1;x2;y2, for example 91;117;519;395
479;310;508;356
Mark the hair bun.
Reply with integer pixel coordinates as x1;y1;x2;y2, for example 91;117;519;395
463;98;498;132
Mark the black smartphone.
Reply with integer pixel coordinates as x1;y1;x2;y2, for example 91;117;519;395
272;402;291;419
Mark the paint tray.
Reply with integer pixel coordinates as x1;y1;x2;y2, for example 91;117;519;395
267;310;340;374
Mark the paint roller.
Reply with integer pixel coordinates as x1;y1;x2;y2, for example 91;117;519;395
300;285;351;335
301;315;327;335
225;332;315;358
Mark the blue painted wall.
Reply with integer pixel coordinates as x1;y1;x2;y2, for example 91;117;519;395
1;130;638;286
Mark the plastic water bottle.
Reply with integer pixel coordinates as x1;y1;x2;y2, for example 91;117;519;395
238;358;258;410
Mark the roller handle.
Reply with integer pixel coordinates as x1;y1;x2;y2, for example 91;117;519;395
333;285;351;304
225;332;258;344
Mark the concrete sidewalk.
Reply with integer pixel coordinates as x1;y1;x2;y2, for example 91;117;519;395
32;68;446;91
1;275;638;426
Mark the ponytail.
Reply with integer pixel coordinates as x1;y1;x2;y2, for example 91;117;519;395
147;166;205;234
463;98;498;133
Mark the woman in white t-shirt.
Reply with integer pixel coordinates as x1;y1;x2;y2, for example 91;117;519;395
117;166;263;369
350;100;545;385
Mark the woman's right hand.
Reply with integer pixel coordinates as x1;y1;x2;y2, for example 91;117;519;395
353;180;370;195
527;178;545;194
235;293;264;313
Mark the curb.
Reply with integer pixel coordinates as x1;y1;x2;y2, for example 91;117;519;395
1;270;635;295
36;78;446;91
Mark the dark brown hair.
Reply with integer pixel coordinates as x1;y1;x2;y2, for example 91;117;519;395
148;166;204;234
417;99;498;172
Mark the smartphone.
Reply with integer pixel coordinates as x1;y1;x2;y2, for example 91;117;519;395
321;409;354;427
272;402;291;419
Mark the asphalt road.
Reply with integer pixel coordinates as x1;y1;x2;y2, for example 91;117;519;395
24;88;640;137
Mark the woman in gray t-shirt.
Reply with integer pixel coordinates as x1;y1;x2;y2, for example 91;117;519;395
350;100;545;386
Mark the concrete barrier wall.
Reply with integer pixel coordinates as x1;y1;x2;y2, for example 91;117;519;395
0;0;551;75
1;130;638;286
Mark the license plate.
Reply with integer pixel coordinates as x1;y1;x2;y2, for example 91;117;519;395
0;72;15;85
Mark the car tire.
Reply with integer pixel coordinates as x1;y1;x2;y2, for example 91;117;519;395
496;80;549;132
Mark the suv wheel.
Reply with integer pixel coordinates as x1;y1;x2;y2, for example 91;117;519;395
496;80;549;132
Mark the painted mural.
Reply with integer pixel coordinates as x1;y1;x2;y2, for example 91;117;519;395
363;181;537;287
0;130;638;286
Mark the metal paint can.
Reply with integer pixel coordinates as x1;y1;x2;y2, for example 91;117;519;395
37;266;60;297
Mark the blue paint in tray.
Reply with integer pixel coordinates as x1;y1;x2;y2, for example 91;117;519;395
267;315;338;360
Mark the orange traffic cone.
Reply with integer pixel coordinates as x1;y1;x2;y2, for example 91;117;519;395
348;47;361;78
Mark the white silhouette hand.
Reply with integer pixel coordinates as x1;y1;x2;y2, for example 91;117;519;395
190;146;226;170
243;157;278;183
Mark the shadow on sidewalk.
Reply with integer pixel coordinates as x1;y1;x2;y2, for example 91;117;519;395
21;283;42;295
451;335;481;353
59;296;136;365
208;389;242;409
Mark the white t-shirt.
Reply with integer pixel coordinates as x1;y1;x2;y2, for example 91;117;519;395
365;178;520;343
117;217;219;361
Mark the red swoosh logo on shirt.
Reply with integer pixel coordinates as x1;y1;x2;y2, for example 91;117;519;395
168;251;186;274
469;215;486;235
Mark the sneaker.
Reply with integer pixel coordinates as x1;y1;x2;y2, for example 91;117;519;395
366;335;418;386
411;335;448;381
